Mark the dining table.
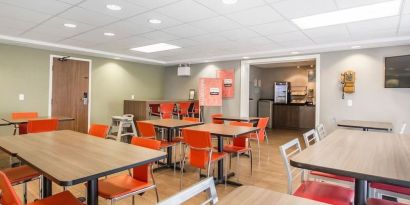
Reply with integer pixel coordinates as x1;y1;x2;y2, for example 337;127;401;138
212;116;260;123
218;185;327;205
0;130;166;205
337;120;393;131
2;116;75;135
290;129;410;205
141;119;203;169
183;123;259;186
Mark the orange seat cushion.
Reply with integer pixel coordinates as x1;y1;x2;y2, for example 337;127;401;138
160;140;176;148
28;191;83;205
310;171;355;182
368;198;407;205
294;181;354;205
98;174;152;199
371;182;410;195
2;165;40;184
172;136;184;143
222;145;250;154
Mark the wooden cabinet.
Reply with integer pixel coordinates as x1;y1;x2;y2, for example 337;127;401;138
273;105;315;129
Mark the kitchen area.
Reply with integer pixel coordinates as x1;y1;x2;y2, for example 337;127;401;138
249;60;316;130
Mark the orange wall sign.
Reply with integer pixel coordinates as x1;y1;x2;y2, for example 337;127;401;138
216;69;234;98
198;78;223;107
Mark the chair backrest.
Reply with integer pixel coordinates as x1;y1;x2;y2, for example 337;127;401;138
400;123;407;134
27;119;59;133
160;103;175;119
230;121;253;147
0;171;22;205
279;138;303;194
130;137;161;182
193;101;199;113
178;102;191;115
182;129;212;169
182;117;200;122
11;112;38;119
137;121;156;138
302;129;320;148
157;177;218;205
316;123;327;139
88;124;109;138
256;117;269;142
211;113;224;124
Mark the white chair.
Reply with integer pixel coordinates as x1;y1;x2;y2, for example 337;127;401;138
399;123;407;134
158;177;218;205
108;114;137;142
316;123;327;139
302;129;320;148
279;139;354;204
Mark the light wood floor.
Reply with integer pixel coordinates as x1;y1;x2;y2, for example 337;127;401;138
0;129;306;204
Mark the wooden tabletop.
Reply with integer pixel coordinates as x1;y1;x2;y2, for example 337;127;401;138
337;120;393;131
183;123;259;137
0;130;166;186
218;186;327;205
290;129;410;188
2;116;75;124
213;116;260;122
141;119;203;129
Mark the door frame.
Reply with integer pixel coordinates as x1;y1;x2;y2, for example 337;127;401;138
240;54;321;126
48;54;92;130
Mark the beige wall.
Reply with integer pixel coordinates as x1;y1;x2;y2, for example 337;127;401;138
163;61;241;122
0;43;164;136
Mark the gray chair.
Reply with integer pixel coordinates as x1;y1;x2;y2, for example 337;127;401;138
316;123;327;139
302;129;320;148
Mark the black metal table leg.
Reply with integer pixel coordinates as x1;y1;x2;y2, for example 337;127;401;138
87;179;98;205
217;135;224;183
167;128;173;167
355;179;367;205
42;176;52;198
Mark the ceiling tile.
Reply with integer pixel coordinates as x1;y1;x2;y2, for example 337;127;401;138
59;7;120;26
218;28;260;41
0;17;32;36
226;5;283;26
125;0;180;9
57;0;83;5
189;34;229;44
271;0;337;19
278;39;315;47
193;0;266;14
267;31;311;42
58;38;100;47
167;38;199;48
139;31;180;42
0;0;72;15
78;0;148;19
402;0;410;14
162;24;205;38
102;20;154;36
399;14;410;32
188;16;241;32
127;11;182;30
310;35;351;44
155;0;217;23
304;25;350;38
93;36;155;51
68;28;127;44
350;29;396;40
334;0;392;9
249;20;299;35
0;3;51;24
27;17;96;39
21;30;67;42
347;16;399;34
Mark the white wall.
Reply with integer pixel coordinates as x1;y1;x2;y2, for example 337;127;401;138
320;45;410;134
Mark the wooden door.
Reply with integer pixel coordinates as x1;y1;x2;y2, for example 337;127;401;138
51;57;89;133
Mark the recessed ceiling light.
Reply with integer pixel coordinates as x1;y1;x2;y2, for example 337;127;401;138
351;45;361;49
222;0;238;4
242;56;250;59
130;43;181;53
148;19;162;24
104;32;115;36
106;4;122;11
64;23;77;28
291;51;299;55
292;0;401;29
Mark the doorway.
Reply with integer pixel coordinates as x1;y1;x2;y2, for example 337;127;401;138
49;55;91;133
240;54;320;126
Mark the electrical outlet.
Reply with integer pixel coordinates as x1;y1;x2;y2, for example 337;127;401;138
19;94;24;101
347;99;353;107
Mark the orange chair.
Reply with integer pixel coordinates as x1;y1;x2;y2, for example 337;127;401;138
173;102;191;119
0;171;82;205
188;101;199;117
248;117;269;161
149;104;160;119
211;113;224;124
11;112;38;135
97;137;160;204
223;122;253;180
27;119;59;133
159;103;175;119
88;124;109;138
180;129;227;189
137;121;177;170
2;165;41;204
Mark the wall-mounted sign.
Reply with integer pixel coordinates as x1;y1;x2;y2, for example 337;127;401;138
216;69;235;98
199;78;222;106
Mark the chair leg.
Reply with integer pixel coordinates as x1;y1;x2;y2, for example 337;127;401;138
264;130;269;144
132;196;135;205
180;157;186;190
257;139;261;164
249;150;253;176
23;182;27;204
236;153;240;182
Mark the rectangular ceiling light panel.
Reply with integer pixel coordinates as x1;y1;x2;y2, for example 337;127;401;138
292;0;402;29
130;43;181;53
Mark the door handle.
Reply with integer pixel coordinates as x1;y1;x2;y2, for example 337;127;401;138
82;92;88;105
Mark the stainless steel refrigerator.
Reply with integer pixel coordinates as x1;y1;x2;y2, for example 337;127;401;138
274;82;290;104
